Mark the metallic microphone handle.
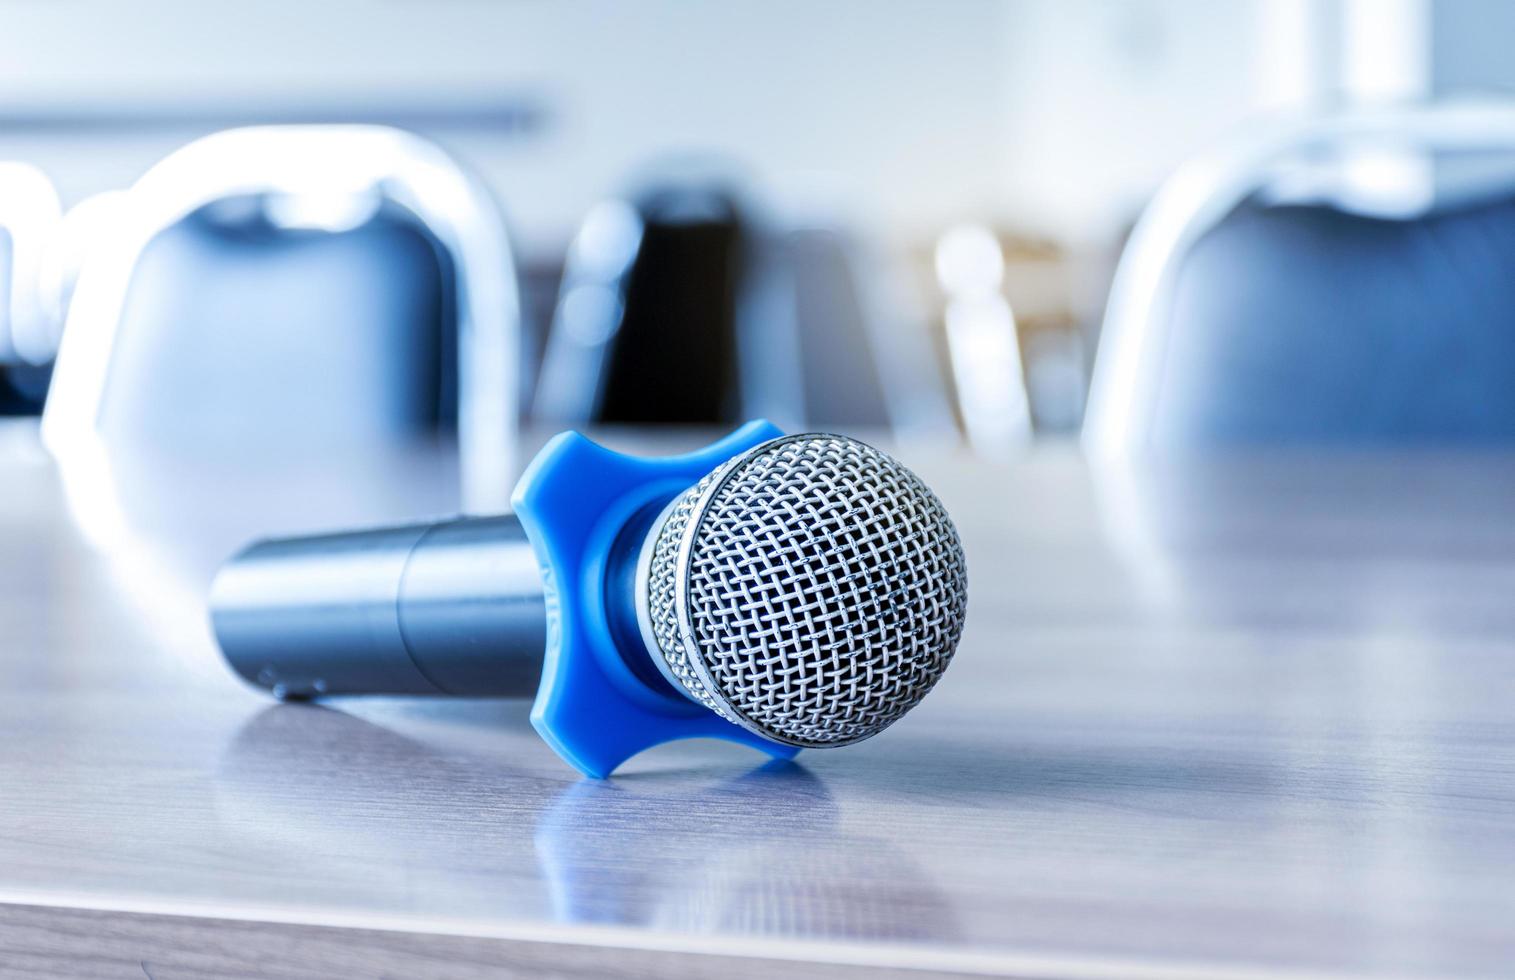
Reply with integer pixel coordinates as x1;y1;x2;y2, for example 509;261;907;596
210;516;547;699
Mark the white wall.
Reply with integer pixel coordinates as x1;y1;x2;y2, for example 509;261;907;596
995;0;1322;245
0;0;1009;256
1432;0;1515;95
7;0;1449;256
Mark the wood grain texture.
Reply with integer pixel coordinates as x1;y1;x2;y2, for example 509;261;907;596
0;422;1512;978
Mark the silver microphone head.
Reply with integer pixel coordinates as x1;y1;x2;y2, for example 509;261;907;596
635;434;968;748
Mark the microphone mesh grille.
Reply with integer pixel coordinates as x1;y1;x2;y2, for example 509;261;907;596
645;434;967;747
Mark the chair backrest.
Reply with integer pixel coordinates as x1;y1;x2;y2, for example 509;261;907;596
777;228;892;426
598;187;746;423
1084;102;1515;457
1151;195;1515;446
95;200;456;445
42;126;521;512
533;186;745;424
739;225;956;436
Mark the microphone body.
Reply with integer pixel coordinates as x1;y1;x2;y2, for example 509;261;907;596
212;516;552;700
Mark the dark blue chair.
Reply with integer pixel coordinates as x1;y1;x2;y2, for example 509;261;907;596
1085;104;1515;456
95;200;457;445
1153;196;1515;446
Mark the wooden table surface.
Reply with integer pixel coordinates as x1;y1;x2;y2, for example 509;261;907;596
1;421;1512;979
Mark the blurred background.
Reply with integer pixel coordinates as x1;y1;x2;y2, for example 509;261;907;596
6;0;1515;484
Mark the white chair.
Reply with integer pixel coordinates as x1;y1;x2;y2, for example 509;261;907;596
41;125;522;512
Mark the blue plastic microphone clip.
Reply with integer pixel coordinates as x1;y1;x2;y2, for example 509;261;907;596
512;419;799;778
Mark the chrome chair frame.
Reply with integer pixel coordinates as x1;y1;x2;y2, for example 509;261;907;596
41;125;522;512
1082;101;1515;459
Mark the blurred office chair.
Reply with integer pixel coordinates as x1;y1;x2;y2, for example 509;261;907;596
1084;102;1515;457
533;182;953;436
0;163;63;413
42;126;521;512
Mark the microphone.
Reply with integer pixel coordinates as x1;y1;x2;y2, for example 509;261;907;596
210;423;968;776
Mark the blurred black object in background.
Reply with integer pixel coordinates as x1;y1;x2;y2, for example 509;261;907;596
535;180;953;435
0;363;50;415
594;186;743;424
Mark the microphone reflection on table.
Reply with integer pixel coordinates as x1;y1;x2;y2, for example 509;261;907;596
210;423;969;777
215;702;955;943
